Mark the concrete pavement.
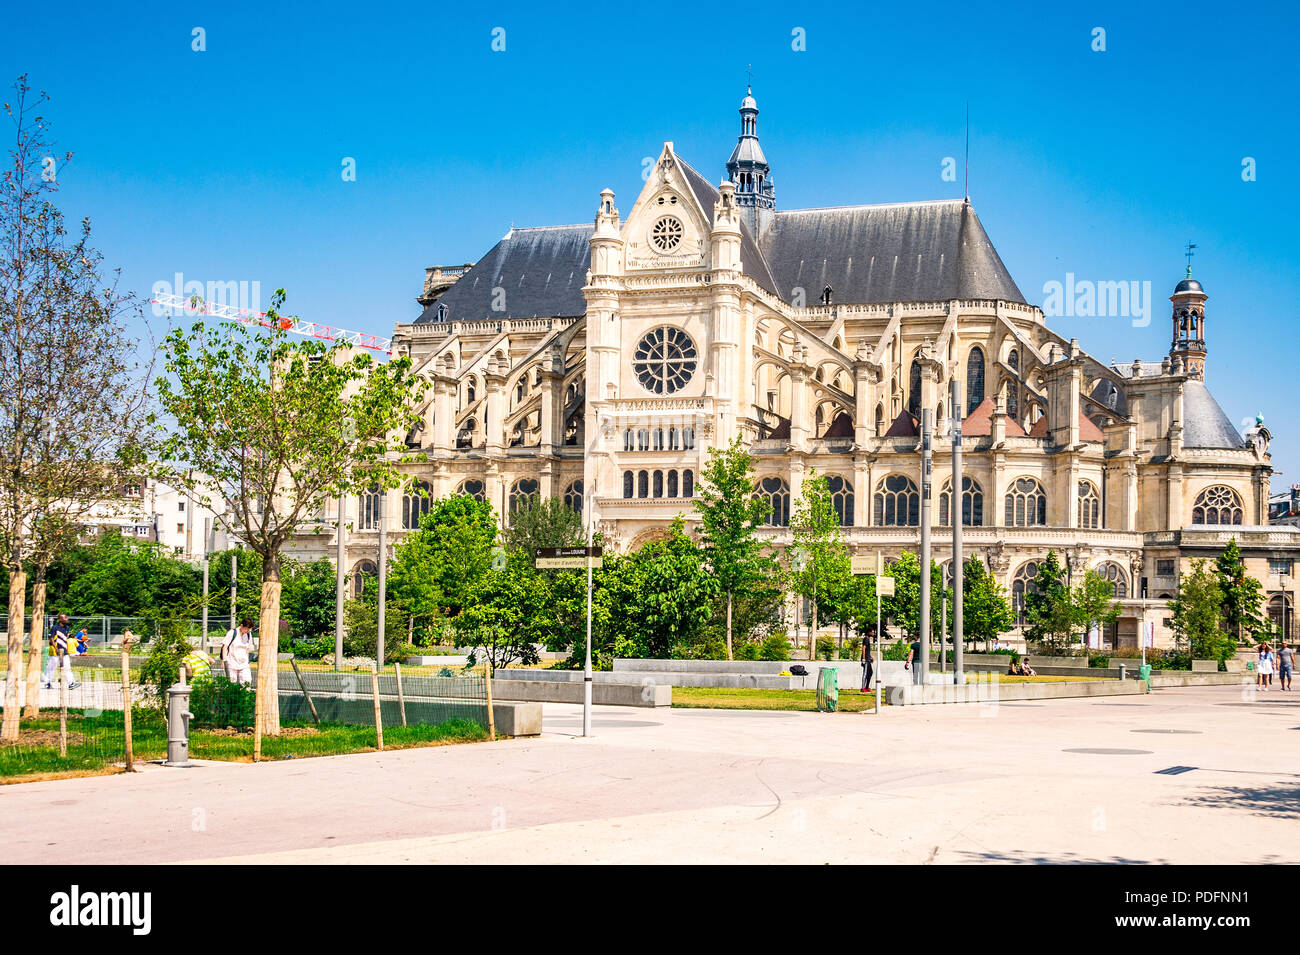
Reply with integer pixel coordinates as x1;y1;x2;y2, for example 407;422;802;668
1;684;1297;864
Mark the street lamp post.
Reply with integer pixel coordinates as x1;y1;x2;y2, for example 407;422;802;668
335;493;346;671
951;376;964;685
919;408;933;685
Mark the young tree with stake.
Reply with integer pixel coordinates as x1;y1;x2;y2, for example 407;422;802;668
155;293;425;737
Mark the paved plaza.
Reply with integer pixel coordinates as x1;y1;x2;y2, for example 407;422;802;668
2;684;1297;865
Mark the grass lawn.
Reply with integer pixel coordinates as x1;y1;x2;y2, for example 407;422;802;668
0;710;488;783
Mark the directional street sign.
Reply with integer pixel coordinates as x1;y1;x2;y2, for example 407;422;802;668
850;555;878;575
536;546;603;570
876;575;896;596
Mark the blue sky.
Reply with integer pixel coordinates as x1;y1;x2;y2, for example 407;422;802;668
6;0;1299;480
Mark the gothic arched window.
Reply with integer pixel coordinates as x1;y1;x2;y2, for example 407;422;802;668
667;470;679;498
683;426;695;450
1078;480;1101;529
1269;594;1294;642
353;559;378;598
966;347;985;414
564;480;584;515
1191;485;1243;525
624;429;634;451
874;475;920;526
683;469;695;497
907;358;922;420
402;481;432;530
1006;349;1020;420
637;470;649;498
1004;477;1047;527
653;470;664;497
357;487;381;530
623;470;634;499
826;476;854;526
457;479;485;502
1094;561;1127;598
1012;560;1040;626
758;477;791;526
939;476;984;527
874;403;884;435
508;478;540;518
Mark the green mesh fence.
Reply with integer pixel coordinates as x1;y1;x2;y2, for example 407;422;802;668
276;667;491;731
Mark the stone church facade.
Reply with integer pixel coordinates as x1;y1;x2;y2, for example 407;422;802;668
308;89;1299;648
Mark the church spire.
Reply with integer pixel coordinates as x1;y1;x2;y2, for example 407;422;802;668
1169;252;1207;380
726;84;775;237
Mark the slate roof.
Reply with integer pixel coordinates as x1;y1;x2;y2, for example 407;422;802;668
1182;379;1247;450
759;200;1027;306
414;224;591;324
416;166;1028;322
678;158;779;295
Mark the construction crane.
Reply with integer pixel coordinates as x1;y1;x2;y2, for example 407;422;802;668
150;292;392;355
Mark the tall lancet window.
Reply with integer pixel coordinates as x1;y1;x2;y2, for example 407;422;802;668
966;347;985;414
907;359;922;420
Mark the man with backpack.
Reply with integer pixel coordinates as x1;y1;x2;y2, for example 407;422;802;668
42;614;80;690
221;618;255;686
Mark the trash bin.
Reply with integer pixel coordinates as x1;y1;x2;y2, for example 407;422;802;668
816;667;838;712
1138;663;1152;685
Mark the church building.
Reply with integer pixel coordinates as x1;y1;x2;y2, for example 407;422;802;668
323;89;1299;648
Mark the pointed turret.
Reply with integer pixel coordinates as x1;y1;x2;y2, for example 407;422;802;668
725;86;775;237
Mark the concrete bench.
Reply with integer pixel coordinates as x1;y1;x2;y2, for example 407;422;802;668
1191;659;1221;673
490;679;671;708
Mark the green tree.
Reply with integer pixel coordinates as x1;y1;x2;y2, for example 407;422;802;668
1169;558;1234;661
1072;569;1122;653
594;517;719;662
1023;551;1075;654
790;470;851;658
155;291;425;736
882;550;946;641
453;569;549;674
388;493;499;628
695;436;774;659
281;558;336;643
961;558;1014;651
1216;538;1265;643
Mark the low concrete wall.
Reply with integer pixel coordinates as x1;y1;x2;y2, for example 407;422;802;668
277;693;541;736
613;659;785;675
1149;672;1249;688
887;678;1149;706
490;679;671;708
1191;660;1220;672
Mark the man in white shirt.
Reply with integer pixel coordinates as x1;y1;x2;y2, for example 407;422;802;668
221;618;255;685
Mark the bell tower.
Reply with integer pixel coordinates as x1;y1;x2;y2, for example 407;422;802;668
725;86;775;238
1169;257;1208;379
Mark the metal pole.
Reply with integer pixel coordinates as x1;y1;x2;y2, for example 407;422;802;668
201;517;210;653
952;376;964;685
919;407;933;685
335;493;346;671
583;488;594;738
377;490;387;668
874;549;882;715
229;552;237;629
941;589;947;673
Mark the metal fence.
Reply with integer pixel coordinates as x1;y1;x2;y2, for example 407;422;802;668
0;616;232;650
276;667;491;732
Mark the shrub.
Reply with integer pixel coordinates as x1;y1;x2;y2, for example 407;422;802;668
815;636;835;660
733;640;760;661
189;676;255;727
844;636;863;660
137;611;193;708
758;633;791;661
1088;653;1111;668
883;640;911;661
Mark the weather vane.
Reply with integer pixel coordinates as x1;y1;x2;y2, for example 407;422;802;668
746;64;752;90
1185;241;1197;276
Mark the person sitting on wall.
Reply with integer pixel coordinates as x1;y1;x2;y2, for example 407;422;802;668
1020;656;1037;676
1007;655;1023;676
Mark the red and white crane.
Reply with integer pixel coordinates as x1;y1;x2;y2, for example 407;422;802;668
150;292;392;355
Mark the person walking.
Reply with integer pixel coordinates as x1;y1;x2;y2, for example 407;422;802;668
42;614;79;690
860;627;875;693
221;618;255;686
1277;643;1294;692
1256;642;1275;692
905;635;924;685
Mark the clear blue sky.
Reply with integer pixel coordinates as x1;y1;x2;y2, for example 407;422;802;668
7;0;1299;481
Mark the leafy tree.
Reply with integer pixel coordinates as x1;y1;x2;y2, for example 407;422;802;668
1071;569;1122;653
388;494;498;626
594;517;719;662
1216;538;1265;643
0;77;154;737
499;494;591;657
1170;558;1234;661
55;533;202;616
1023;551;1075;654
453;569;548;674
960;558;1014;651
281;558;336;643
205;546;265;624
790;470;851;657
154;291;425;736
503;495;584;553
882;550;946;640
695;436;774;659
